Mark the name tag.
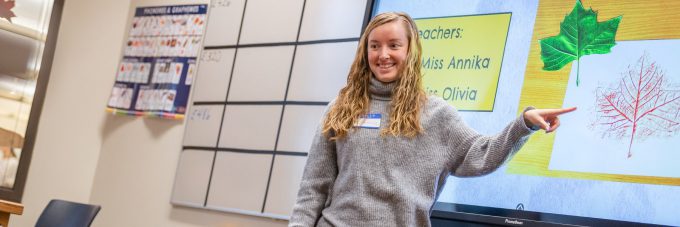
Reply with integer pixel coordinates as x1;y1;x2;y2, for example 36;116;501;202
354;113;381;129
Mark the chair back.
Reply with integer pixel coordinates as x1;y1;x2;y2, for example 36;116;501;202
35;199;101;227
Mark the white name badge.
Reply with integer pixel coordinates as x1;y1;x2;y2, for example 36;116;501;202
354;113;381;129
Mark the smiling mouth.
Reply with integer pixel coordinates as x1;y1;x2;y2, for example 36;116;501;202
377;63;395;69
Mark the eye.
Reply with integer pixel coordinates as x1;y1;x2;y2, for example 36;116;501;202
369;44;378;49
390;43;402;49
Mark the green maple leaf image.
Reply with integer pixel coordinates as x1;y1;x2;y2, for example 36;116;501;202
539;0;622;86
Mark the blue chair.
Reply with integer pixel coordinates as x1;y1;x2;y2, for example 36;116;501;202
35;199;101;227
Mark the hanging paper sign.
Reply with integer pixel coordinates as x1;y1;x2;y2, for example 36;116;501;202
106;4;207;120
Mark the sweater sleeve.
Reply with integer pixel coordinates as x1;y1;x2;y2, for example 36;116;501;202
288;106;338;226
437;101;535;177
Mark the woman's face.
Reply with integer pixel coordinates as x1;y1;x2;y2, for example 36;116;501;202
367;20;409;83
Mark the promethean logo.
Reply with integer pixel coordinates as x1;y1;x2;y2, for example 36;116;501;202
505;219;524;225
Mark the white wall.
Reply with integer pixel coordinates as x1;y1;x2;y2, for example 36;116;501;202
12;0;287;226
10;0;129;225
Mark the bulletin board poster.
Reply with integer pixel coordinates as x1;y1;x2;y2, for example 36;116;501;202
106;4;207;120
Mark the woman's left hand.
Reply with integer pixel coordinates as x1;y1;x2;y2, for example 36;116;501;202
523;107;577;133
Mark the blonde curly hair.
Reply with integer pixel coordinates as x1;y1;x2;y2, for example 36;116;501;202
322;12;426;140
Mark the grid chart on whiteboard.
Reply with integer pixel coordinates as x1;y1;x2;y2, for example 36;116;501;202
172;0;371;219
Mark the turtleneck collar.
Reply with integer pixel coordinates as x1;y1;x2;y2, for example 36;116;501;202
368;76;396;101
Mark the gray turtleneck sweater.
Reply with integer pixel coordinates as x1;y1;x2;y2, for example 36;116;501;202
289;77;534;227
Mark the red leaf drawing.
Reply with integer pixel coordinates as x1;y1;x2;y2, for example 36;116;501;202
0;0;16;23
593;54;680;158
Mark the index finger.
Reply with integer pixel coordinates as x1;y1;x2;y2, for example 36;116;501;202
543;107;577;116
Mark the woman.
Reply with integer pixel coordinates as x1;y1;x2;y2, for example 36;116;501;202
289;12;575;227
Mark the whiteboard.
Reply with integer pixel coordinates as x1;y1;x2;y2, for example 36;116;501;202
288;42;358;102
172;0;369;219
191;49;235;101
202;0;244;46
239;0;305;44
228;46;294;101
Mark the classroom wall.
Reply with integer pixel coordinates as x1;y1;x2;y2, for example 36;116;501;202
10;0;129;226
12;0;287;226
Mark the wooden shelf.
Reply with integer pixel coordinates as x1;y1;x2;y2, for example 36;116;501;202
0;199;23;227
